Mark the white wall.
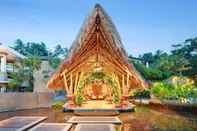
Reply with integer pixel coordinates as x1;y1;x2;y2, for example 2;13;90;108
33;60;54;93
0;92;55;112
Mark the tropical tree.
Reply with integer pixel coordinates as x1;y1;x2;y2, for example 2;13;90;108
133;62;170;81
172;37;197;79
22;56;42;70
12;39;26;55
139;52;154;64
9;39;69;91
12;39;69;69
12;39;49;57
25;42;48;56
154;54;189;75
8;56;42;91
52;44;68;58
132;37;197;82
49;44;69;69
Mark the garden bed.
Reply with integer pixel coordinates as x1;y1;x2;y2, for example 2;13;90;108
131;98;197;115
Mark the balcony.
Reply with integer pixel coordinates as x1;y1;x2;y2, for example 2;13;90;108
0;72;8;84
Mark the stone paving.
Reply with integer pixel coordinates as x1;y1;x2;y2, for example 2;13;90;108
0;107;196;130
0;116;46;131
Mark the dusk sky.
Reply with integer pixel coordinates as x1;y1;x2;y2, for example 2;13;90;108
0;0;197;56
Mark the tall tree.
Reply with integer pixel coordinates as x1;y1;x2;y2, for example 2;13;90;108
140;52;154;64
8;56;42;91
49;44;69;69
172;37;197;78
52;44;68;58
12;39;26;55
12;40;49;57
24;42;49;57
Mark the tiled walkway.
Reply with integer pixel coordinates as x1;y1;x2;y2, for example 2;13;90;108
0;116;119;131
75;124;115;131
67;116;122;124
29;123;72;131
0;116;46;131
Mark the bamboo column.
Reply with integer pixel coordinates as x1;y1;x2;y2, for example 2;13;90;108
126;72;129;88
122;74;125;94
74;72;79;95
126;72;130;96
70;73;73;95
122;74;125;89
63;74;70;95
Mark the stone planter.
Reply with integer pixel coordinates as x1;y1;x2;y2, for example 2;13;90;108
121;95;129;101
67;95;75;101
115;103;121;108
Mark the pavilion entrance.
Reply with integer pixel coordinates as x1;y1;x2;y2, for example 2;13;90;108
83;80;112;100
74;71;122;106
78;75;118;110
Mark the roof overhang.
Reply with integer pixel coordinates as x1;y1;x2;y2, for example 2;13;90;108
0;45;26;62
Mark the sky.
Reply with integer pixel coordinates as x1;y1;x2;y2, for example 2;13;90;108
0;0;197;57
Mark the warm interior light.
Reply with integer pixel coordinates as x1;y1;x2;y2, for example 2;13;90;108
94;62;103;72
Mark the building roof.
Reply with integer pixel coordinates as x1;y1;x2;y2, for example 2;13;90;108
0;44;26;62
47;4;148;90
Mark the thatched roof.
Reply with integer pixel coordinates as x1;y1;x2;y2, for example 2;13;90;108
68;4;127;58
47;4;148;90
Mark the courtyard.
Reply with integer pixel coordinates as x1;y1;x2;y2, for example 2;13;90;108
0;1;196;131
0;106;196;130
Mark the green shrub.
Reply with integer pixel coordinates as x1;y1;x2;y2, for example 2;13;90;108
151;82;176;99
151;76;197;100
75;95;84;105
133;62;171;81
52;101;64;110
133;89;150;99
75;73;86;105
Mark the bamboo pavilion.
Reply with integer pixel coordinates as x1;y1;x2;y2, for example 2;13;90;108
48;4;148;108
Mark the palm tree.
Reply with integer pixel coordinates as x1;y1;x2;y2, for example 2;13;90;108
8;56;42;92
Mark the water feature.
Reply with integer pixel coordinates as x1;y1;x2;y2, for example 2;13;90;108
0;106;196;130
119;106;197;130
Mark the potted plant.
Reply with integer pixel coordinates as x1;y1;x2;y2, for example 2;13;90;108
75;95;84;106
